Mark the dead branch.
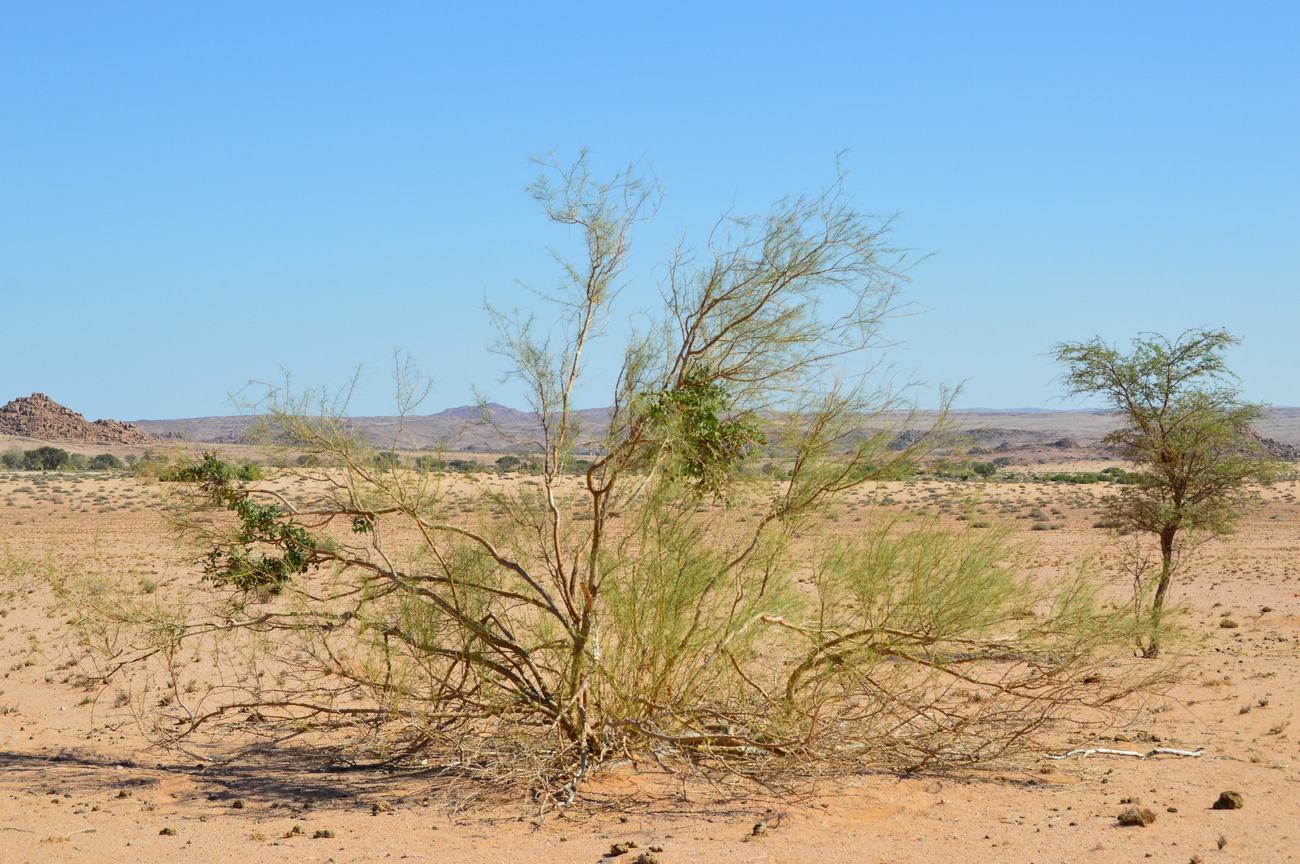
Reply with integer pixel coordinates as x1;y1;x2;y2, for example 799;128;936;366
1046;746;1205;760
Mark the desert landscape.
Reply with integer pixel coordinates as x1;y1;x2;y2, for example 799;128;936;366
1;395;1298;864
8;4;1297;862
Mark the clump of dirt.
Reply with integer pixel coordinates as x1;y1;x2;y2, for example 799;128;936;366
1213;791;1245;810
0;392;153;445
1117;807;1157;826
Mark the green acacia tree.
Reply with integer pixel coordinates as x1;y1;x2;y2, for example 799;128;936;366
1053;328;1278;657
26;446;71;471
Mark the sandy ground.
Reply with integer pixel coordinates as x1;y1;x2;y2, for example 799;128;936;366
1;468;1298;863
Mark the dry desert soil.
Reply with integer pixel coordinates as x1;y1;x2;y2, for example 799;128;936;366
1;465;1298;863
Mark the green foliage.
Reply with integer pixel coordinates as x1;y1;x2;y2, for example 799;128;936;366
637;367;766;500
1099;465;1139;483
0;449;130;472
24;446;71;471
88;453;124;470
170;452;320;593
493;454;542;473
444;458;480;473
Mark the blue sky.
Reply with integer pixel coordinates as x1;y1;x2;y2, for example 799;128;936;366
2;2;1295;420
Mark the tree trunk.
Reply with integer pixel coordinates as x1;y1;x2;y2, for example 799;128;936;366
1144;526;1178;658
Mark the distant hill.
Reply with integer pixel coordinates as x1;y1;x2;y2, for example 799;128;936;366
0;393;153;446
132;404;614;453
131;405;1300;458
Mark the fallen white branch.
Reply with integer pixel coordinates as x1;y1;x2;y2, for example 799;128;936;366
1047;746;1205;760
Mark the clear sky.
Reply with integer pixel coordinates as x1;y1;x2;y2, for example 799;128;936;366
2;2;1296;420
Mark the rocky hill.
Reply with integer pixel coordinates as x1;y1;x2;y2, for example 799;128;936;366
0;393;153;445
1245;427;1300;461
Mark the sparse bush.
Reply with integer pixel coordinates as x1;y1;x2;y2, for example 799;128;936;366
494;454;522;472
444;458;479;473
24;446;71;471
372;451;400;472
88;454;125;471
132;450;174;479
1043;471;1103;484
59;155;1155;796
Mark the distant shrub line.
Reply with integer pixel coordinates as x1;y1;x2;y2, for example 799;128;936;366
1;446;124;472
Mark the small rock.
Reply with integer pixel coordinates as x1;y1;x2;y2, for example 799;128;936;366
607;841;638;856
1212;791;1244;810
313;829;335;839
1117;807;1157;827
159;827;177;836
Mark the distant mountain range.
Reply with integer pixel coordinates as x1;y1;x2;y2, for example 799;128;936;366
129;405;1300;453
5;393;1296;459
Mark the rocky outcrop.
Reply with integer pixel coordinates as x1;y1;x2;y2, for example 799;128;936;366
1247;429;1300;461
0;393;153;445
